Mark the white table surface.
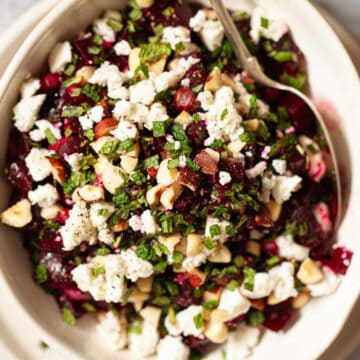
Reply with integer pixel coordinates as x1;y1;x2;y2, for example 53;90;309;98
0;0;359;359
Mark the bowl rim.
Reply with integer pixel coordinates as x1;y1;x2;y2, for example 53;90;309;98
0;0;359;359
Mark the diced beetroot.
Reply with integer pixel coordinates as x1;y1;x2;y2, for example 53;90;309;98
286;149;306;174
74;35;94;65
219;159;245;182
6;160;33;194
184;335;210;349
39;231;64;253
40;73;61;92
174;188;194;212
263;87;281;104
279;93;316;135
322;246;353;275
62;286;92;301
177;167;202;191
66;84;85;104
56;208;70;225
194;150;218;175
263;301;293;332
7;130;32;161
226;314;245;329
63;117;82;136
255;208;274;228
183;63;207;89
186;121;208;147
262;240;279;255
49;136;82;157
173;88;197;111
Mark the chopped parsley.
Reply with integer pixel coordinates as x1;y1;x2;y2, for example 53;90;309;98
139;43;172;63
34;263;48;284
62;308;76;325
243;267;256;291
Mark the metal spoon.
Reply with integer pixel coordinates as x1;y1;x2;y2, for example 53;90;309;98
210;0;342;230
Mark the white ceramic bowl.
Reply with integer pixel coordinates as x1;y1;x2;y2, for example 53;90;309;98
0;0;359;359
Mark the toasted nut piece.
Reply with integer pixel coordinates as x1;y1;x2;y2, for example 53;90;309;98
110;219;127;233
228;139;246;154
265;201;282;222
210;308;230;322
204;148;220;162
129;48;141;71
146;184;166;206
126;142;141;157
203;8;218;20
251;299;266;311
40;204;63;220
203;309;212;321
128;288;150;312
177;167;202;191
175;236;187;254
135;0;154;8
47;157;67;184
187;269;206;286
75;66;96;82
140;306;162;328
203;287;222;303
221;73;236;90
160;183;183;209
72;188;82;202
208;245;232;263
246;241;261;257
292;291;311;309
94;156;125;194
267;293;283;305
205;67;223;92
297;258;323;285
243;119;262;131
78;185;105;202
168;58;180;71
94;118;118;139
0;199;32;228
136;277;153;293
158;233;182;253
204;318;228;344
186;234;203;256
148;56;167;75
174;111;193;128
156;159;179;186
120;155;138;174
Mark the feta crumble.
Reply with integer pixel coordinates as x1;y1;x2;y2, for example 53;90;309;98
162;26;191;50
307;267;340;297
79;105;104;130
111;120;138;141
219;171;232;186
272;159;287;175
48;41;72;73
217;288;251;321
275;234;309;261
129;320;159;358
129;79;156;105
157;336;190;360
114;40;132;56
65;153;83;172
120;248;153;282
29;119;61;142
25;148;53;182
20;77;41;98
28;184;59;208
205;217;232;243
13;94;46;132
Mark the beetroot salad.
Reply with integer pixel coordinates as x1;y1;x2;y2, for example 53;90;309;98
0;1;352;359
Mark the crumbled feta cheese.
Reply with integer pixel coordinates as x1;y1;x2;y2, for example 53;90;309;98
240;272;275;299
250;7;288;44
218;288;251;321
97;311;128;350
205;217;232;243
98;227;115;245
190;11;224;51
174;141;181;151
261;145;271;160
271;175;302;203
269;262;298;302
89;201;115;228
203;86;243;145
219;171;232;186
49;41;72;73
91;136;115;154
145;102;169;130
120;248;153;282
165;305;204;337
275;234;309;261
197;90;214;111
28;184;59;208
141;209;159;234
29;119;61;142
112;100;134;120
13;94;46;132
157;336;190;360
65;153;83;172
129;79;156;105
162;26;191;50
60;201;97;251
307;267;340;297
246;161;267;179
189;10;207;32
79;105;104;130
272;159;287;175
93;10;121;42
129;320;159;358
20;77;40;98
182;248;208;270
181;78;190;88
153;71;183;92
111;120;138;141
71;254;126;302
89;62;125;87
25;148;53;181
225;323;260;360
108;85;129;100
114;40;132;56
128;214;143;232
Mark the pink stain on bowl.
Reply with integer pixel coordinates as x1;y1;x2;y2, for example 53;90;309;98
313;99;342;133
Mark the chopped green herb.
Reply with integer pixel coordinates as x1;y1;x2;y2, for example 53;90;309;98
139;43;172;63
35;263;48;284
61;106;85;118
95;247;111;256
209;224;221;237
202;300;219;310
44;128;57;145
153;121;166;137
249;311;265;326
175;42;185;52
193;313;204;329
82;303;96;312
144;155;160;168
64;64;75;76
130;169;146;185
192;84;203;93
172;251;184;264
267;256;280;267
81;83;100;102
79;154;96;170
225;224;235;236
220;108;228;120
186;158;201;171
88;46;102;55
243;267;256;291
165;281;180;296
92;34;103;45
153;260;168;272
269;50;295;63
280;73;307;91
91;266;105;277
227;279;239;291
261;17;269;28
129;0;142;20
203;237;217;250
168;159;179;169
162;6;174;17
62;308;76;325
40;341;49;349
129;323;143;334
84;129;95;141
98;208;110;216
107;18;123;32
